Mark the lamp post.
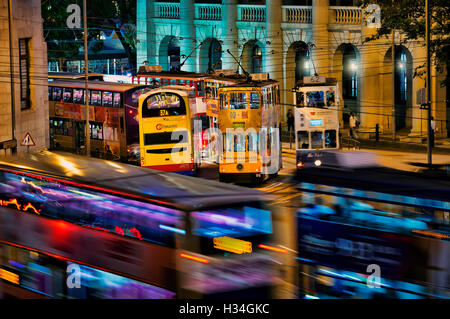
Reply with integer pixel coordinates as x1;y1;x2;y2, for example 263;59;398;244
83;0;90;157
425;0;432;167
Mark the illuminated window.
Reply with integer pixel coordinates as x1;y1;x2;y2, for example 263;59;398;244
19;38;31;110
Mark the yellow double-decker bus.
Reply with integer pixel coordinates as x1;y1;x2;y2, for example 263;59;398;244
138;88;199;175
218;77;282;183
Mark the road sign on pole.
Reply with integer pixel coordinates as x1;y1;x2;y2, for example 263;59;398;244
20;133;35;147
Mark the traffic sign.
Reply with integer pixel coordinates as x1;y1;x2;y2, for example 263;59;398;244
20;133;35;146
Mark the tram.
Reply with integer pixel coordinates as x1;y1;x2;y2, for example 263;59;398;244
48;72;104;81
0;151;281;298
217;74;282;183
293;76;341;169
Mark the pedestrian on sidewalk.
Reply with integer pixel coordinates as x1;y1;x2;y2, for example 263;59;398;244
349;112;358;139
287;109;294;133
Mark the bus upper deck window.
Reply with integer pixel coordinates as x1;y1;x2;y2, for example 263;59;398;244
327;90;335;107
325;130;337;148
206;87;212;99
91;90;101;106
170;79;176;85
297;131;309;149
63;88;73;103
162;78;169;86
306;91;325;108
52;87;62;101
196;81;205;97
102;91;113;107
73;89;84;103
219;93;228;109
296;92;305;107
250;92;259;109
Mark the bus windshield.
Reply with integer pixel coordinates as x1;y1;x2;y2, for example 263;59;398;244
142;92;186;117
306;91;325;107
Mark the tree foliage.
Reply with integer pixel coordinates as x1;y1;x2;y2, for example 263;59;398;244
42;0;136;72
358;0;450;86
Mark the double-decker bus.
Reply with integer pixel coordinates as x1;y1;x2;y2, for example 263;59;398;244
0;151;282;299
218;76;282;183
48;80;151;163
293;76;340;169
293;164;450;299
138;88;200;174
48;72;104;81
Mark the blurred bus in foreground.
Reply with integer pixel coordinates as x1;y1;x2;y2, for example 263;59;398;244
293;76;340;170
138;88;201;174
48;80;151;163
0;151;281;299
218;74;282;184
294;164;450;299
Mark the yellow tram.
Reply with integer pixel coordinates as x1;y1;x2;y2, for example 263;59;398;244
218;75;281;183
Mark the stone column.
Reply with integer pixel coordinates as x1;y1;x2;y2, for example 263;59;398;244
432;64;447;137
266;0;284;115
180;0;196;72
221;0;237;70
136;0;156;67
409;42;427;137
311;0;329;77
359;22;383;133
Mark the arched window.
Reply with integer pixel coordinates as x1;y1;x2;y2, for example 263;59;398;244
252;45;262;73
342;44;358;99
209;39;222;72
395;49;408;105
168;37;180;71
294;43;311;83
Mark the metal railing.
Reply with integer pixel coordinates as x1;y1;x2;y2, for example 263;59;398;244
341;136;361;150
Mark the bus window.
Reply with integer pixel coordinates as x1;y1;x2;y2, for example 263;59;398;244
250;93;260;109
235;92;248;109
178;79;185;85
306;91;325;107
170;79;177;85
325;129;337;148
113;93;122;107
90;90;102;106
102;91;113;107
90;122;103;140
205;87;213;99
73;89;84;103
297;131;309;149
311;131;323;149
234;134;246;152
142;92;186;117
213;87;218;99
326;90;335;107
63;88;73;103
162;78;169;86
296;92;305;107
144;131;188;145
196;81;205;97
52;87;62;101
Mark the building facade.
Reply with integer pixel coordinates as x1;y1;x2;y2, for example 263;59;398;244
0;0;49;154
137;0;449;138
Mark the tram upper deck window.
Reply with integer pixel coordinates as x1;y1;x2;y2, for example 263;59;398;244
306;91;325;107
326;90;336;106
219;93;228;109
296;92;305;107
113;93;122;107
325;129;337;148
102;91;113;107
230;92;248;110
142;92;186;117
206;87;213;99
250;93;260;109
90;90;102;106
73;89;84;103
311;131;323;149
63;88;73;103
297;131;309;149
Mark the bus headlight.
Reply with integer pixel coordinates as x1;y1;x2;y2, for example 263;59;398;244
314;160;322;167
297;162;305;168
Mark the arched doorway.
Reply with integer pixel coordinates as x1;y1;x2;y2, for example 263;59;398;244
159;36;180;71
241;40;265;75
199;38;222;73
384;45;413;131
